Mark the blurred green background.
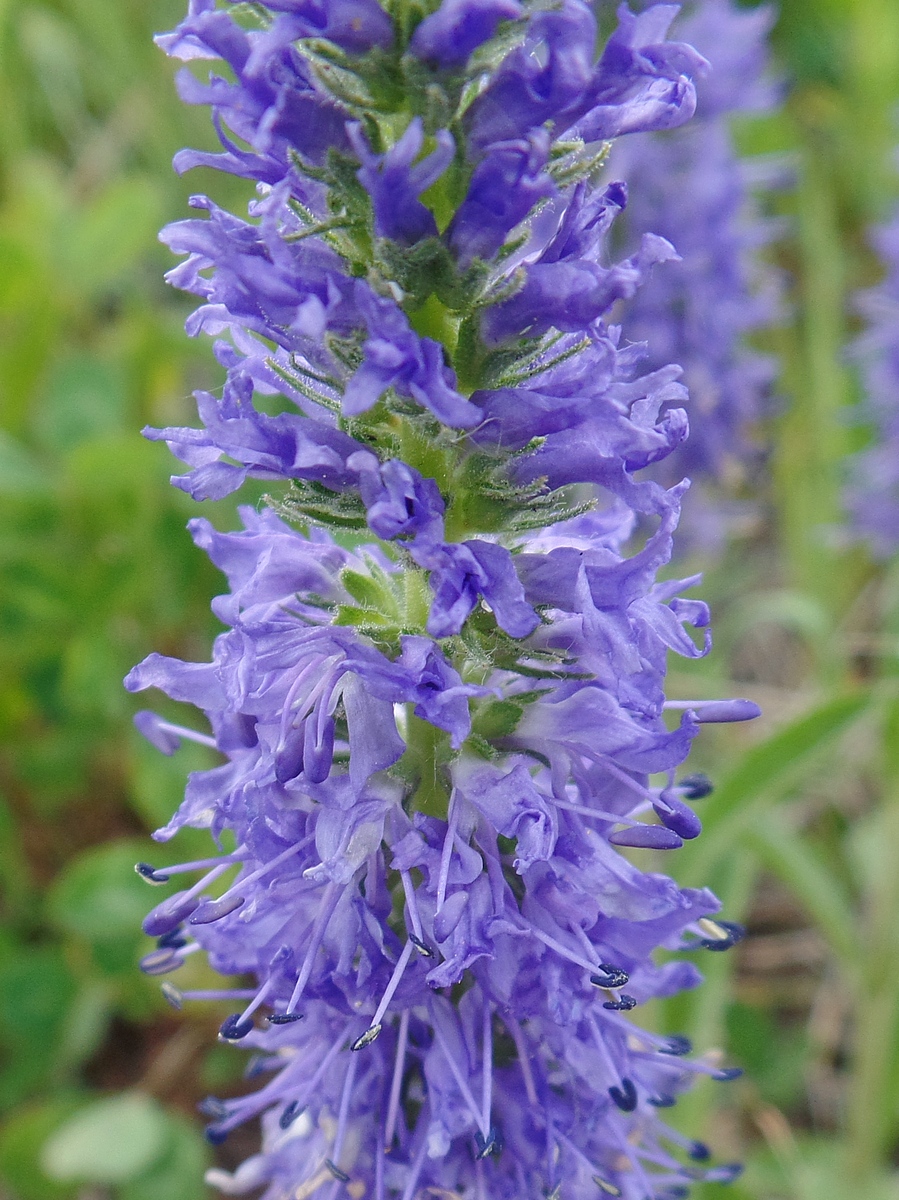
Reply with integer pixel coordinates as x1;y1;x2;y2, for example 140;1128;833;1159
2;0;899;1196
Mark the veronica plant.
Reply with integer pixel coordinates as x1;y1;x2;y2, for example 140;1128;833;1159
128;3;760;1197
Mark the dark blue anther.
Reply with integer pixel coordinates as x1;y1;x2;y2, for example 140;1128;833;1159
156;929;187;950
268;1012;304;1025
279;1100;304;1130
590;964;629;990
325;1159;350;1182
705;1163;743;1183
219;1013;254;1041
205;1125;229;1145
608;1078;637;1112
688;1141;711;1162
475;1127;503;1159
712;1067;743;1082
699;921;745;952
678;773;713;800
602;994;637;1011
135;862;170;884
647;1094;676;1107
409;933;434;958
660;1035;692;1056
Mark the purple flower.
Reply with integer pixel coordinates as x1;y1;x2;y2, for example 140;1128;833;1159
134;4;764;1197
847;214;899;555
409;0;523;68
348;119;454;245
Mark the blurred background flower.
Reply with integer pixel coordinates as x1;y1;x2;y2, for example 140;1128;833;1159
1;1;899;1199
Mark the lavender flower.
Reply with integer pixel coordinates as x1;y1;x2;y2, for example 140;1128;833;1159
847;213;899;555
130;3;761;1197
609;0;784;526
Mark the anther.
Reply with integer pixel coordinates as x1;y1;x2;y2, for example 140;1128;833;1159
590;965;629;990
279;1101;304;1130
704;1164;743;1183
688;1142;711;1162
199;1097;230;1120
325;1160;350;1183
139;947;183;976
409;933;434;958
678;773;713;800
351;1024;382;1052
647;1094;676;1107
135;862;170;885
156;929;187;950
660;1035;692;1056
474;1127;502;1159
268;1012;304;1025
607;1078;638;1112
697;919;745;951
602;994;637;1011
219;1013;255;1041
711;1067;743;1082
592;1178;622;1197
205;1125;229;1145
161;983;184;1010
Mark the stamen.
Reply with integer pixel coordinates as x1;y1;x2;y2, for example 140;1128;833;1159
400;1136;429;1200
504;1015;538;1106
662;698;761;723
400;870;430;951
481;1002;493;1134
161;984;257;1010
139;940;201;976
331;1054;358;1168
436;790;459;914
526;924;597;973
474;1127;502;1159
279;1100;305;1130
589;966;630;990
384;1009;410;1150
677;773;713;800
592;1177;622;1197
602;995;637;1012
325;1159;350;1183
142;861;233;936
189;837;313;926
286;881;340;1014
431;1005;489;1137
608;1078;638;1112
134;710;218;753
696;918;745;951
135;847;246;885
367;941;415;1036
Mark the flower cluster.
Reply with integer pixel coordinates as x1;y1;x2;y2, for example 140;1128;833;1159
609;0;783;536
847;212;899;556
130;3;760;1198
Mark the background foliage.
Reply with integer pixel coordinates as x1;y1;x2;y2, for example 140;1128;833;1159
1;0;898;1196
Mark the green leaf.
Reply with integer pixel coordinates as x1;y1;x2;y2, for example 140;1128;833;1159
40;1093;169;1185
0;1097;83;1200
121;1116;210;1200
45;838;161;960
745;812;857;968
